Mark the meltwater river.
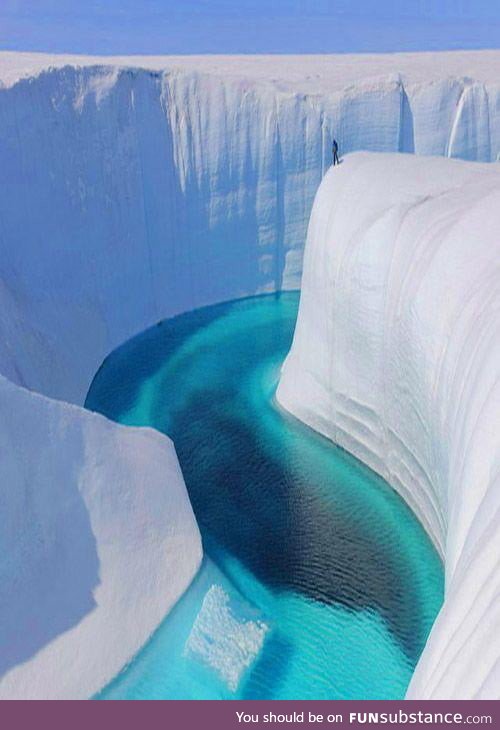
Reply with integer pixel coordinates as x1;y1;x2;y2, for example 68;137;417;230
85;293;443;700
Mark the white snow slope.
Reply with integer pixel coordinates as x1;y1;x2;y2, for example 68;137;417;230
0;373;202;700
277;152;500;699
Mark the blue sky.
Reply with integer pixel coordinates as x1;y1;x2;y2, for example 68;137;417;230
1;1;500;54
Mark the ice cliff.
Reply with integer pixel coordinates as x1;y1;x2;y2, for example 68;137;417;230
3;52;500;404
1;52;500;699
277;152;500;699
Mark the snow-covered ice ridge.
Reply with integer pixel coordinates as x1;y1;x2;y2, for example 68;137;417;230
0;373;202;699
277;152;500;699
3;51;500;404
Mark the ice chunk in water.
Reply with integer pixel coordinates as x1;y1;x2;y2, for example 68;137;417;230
184;585;268;691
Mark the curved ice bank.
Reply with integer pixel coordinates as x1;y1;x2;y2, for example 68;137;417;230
277;152;500;699
0;374;202;700
3;52;500;404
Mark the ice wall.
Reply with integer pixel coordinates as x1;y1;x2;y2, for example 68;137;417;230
2;54;500;404
0;373;202;699
277;152;500;699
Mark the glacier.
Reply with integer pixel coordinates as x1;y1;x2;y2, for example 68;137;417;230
1;51;500;699
277;152;500;699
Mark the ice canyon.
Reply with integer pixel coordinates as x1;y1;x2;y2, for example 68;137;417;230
0;51;499;699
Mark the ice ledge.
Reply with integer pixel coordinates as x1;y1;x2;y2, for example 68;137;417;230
0;374;202;700
277;152;500;699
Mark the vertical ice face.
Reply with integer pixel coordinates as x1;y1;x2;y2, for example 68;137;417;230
277;152;500;699
1;57;500;404
407;78;463;156
447;83;491;161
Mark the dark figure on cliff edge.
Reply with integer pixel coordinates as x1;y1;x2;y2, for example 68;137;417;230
332;138;340;166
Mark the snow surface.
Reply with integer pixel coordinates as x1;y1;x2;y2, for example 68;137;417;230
0;373;202;699
4;50;500;92
277;152;500;699
3;52;500;405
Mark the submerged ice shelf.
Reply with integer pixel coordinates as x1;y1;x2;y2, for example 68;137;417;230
86;294;443;700
277;152;500;699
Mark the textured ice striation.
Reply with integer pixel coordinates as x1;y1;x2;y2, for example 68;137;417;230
184;585;268;692
277;152;500;699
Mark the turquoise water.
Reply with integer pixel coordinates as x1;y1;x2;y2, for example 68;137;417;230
85;292;443;700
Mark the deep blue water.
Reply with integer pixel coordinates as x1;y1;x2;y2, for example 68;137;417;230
85;292;443;700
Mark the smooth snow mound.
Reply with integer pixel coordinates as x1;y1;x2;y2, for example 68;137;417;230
0;374;202;700
277;152;500;699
